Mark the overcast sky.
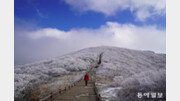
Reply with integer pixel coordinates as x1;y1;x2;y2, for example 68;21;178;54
15;0;166;65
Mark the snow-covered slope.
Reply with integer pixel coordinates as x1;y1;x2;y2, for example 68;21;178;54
94;47;166;101
15;47;103;100
14;46;166;101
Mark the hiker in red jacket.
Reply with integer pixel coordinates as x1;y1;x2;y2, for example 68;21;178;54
84;74;89;86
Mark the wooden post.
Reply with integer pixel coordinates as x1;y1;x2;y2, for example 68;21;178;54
59;89;61;94
50;92;53;99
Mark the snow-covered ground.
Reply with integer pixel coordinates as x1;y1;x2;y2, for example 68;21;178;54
14;46;166;101
14;47;101;100
94;46;166;101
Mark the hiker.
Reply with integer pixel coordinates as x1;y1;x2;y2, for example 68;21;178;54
84;74;89;86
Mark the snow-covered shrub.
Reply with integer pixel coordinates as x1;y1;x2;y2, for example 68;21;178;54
14;47;101;100
94;46;166;101
15;46;166;101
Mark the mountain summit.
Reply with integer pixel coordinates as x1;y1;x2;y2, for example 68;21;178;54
15;46;166;100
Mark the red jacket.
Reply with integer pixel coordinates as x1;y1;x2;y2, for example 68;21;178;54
84;74;89;81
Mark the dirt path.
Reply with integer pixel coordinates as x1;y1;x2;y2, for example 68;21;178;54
52;71;98;101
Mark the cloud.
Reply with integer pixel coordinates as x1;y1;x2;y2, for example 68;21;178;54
15;22;165;65
29;28;68;39
35;8;47;18
63;0;166;21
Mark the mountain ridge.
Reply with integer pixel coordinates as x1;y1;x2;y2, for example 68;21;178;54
15;46;166;100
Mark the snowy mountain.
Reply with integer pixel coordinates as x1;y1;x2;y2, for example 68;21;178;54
14;46;166;101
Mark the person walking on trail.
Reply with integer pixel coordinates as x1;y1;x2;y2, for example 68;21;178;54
84;74;89;86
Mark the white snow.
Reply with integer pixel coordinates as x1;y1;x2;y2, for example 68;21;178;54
94;46;166;101
100;87;122;98
14;47;101;99
14;46;166;100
